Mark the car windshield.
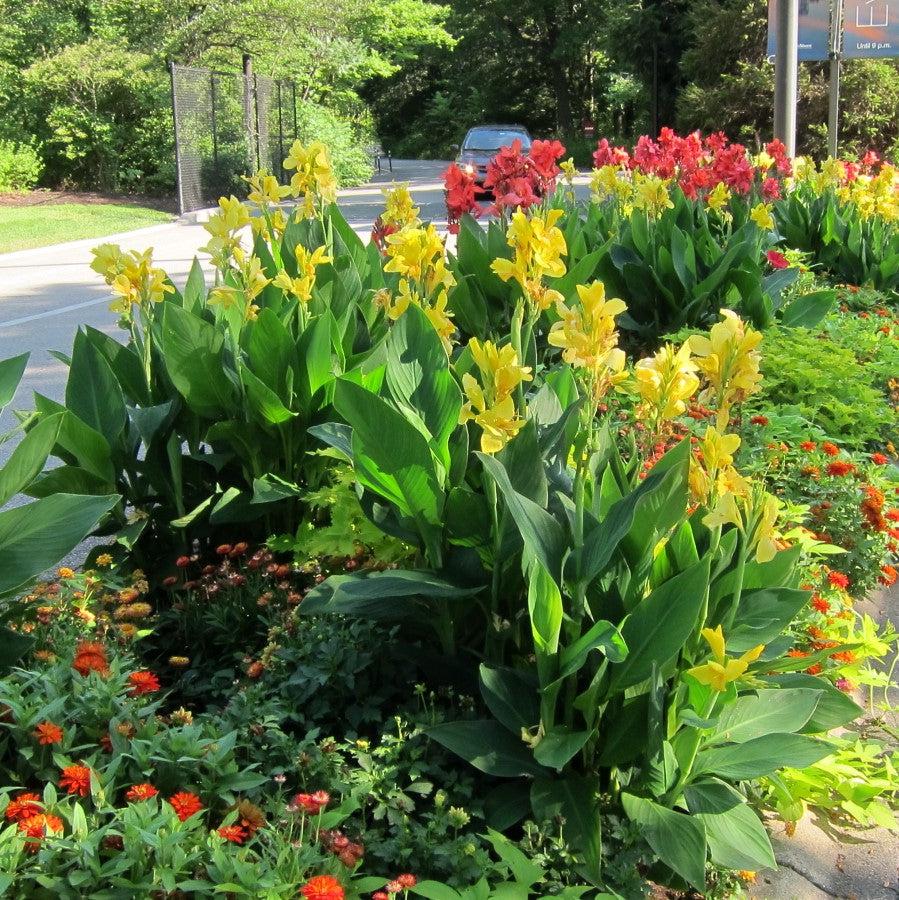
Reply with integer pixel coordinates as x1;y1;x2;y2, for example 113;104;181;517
463;128;529;151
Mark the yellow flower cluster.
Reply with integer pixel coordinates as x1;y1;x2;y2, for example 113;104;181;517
589;168;674;219
384;223;455;296
633;341;700;428
689;309;762;429
381;183;420;230
749;202;775;231
283;140;338;217
839;163;899;222
376;280;456;355
90;244;174;316
688;625;764;691
208;246;270;322
201;196;251;266
589;165;632;209
459;338;532;453
491;209;568;313
273;245;332;305
632;172;674;218
706;182;731;214
548;281;626;402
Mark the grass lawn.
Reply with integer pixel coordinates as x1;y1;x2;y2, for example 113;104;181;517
0;203;173;253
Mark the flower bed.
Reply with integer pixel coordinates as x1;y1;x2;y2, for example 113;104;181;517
0;132;896;896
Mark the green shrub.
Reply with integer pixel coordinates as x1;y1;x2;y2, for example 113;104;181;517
295;101;373;186
0;140;43;192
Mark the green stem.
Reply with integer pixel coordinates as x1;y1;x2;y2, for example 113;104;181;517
665;690;718;806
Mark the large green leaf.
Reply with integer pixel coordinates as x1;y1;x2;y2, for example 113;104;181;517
621;793;706;891
0;353;28;413
296;312;335;415
0;493;119;598
160;304;237;418
758;673;862;733
527;559;563;656
559;619;627;678
335;379;444;562
386;303;462;475
606;559;710;695
479;664;540;735
241;365;296;425
477;453;567;583
724;587;810;652
693;733;831;780
246;307;295;400
301;569;480;619
0;413;63;506
84;326;149;406
780;289;836;328
533;727;592;770
426;720;545;777
0;625;33;670
709;689;821;744
66;329;127;446
685;779;776;871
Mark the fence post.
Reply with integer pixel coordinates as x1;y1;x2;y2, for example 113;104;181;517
242;53;256;172
292;81;298;141
210;71;219;171
277;80;284;180
168;61;185;216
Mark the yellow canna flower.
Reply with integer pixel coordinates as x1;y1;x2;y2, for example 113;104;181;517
589;165;631;206
208;284;241;310
231;247;270;302
377;279;456;354
689;309;762;429
633;341;700;426
423;289;456;355
749;202;775;231
749;490;783;563
706;182;731;212
381;183;420;229
560;158;577;181
90;243;125;280
548;281;627;401
243;170;291;207
703;489;743;530
687;625;765;691
459;338;531;454
384;223;455;295
283;140;337;209
632;172;674;218
96;245;174;315
273;244;331;305
491;208;568;313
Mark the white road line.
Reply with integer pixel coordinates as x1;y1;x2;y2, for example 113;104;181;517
0;297;112;329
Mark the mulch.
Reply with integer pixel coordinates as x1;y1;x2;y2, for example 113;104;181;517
0;190;177;213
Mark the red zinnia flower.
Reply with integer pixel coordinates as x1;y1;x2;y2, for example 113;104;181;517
175;555;191;568
5;792;41;822
292;790;330;815
217;824;247;843
127;671;161;695
34;721;63;746
827;571;850;589
168;791;203;821
871;452;889;465
126;783;158;802
800;441;817;452
59;764;92;796
300;875;345;900
17;812;63;852
826;461;855;477
879;565;898;587
766;249;790;269
811;595;829;613
72;640;109;677
396;875;418;888
822;442;840;456
749;414;769;426
887;510;899;522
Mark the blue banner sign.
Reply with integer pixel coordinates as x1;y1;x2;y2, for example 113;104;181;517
767;0;832;61
843;0;899;56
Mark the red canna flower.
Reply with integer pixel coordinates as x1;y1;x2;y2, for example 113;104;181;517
443;162;482;233
5;792;41;822
217;824;247;843
822;442;840;456
827;571;850;589
300;875;345;900
168;791;203;821
593;138;630;168
34;721;63;745
59;764;92;796
761;176;782;200
766;249;790;269
72;641;109;677
127;671;160;695
125;783;158;802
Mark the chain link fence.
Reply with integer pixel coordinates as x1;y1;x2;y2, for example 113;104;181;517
170;62;300;214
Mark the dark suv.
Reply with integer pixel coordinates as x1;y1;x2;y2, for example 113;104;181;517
455;124;532;186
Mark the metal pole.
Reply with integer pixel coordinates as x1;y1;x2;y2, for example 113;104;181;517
210;71;219;170
773;0;799;155
242;53;256;172
169;61;185;216
277;80;284;179
827;0;844;158
253;72;262;175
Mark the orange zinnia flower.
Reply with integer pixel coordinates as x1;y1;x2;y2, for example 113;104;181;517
18;812;63;852
826;460;855;477
72;641;109;677
827;571;850;589
59;764;92;796
127;671;160;695
125;783;158;802
821;442;840;456
168;791;203;821
5;792;41;822
34;721;63;745
217;824;247;843
300;875;345;900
